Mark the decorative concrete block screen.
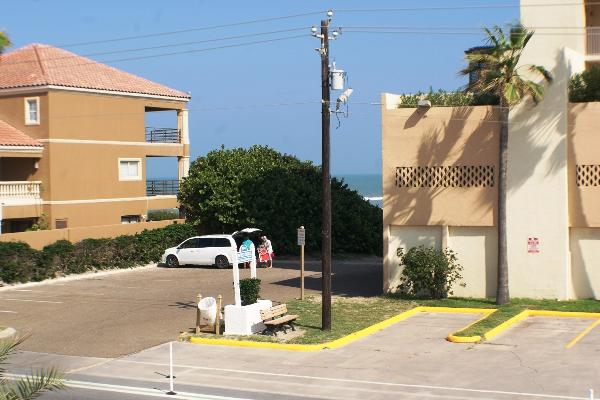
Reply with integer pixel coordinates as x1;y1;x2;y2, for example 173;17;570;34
395;165;495;188
576;165;600;187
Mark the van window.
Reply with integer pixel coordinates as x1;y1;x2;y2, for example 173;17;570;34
213;238;231;248
180;238;199;249
196;238;214;248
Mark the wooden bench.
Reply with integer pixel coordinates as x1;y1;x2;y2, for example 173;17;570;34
260;304;298;335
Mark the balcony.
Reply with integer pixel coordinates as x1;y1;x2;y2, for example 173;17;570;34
145;127;181;143
146;179;180;196
0;181;42;204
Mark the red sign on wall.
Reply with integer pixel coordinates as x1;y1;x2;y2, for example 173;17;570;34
527;237;540;254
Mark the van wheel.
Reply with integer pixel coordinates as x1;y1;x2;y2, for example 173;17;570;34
166;255;179;268
215;255;229;269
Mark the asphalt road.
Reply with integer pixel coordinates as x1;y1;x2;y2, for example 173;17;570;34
0;256;381;357
8;311;599;400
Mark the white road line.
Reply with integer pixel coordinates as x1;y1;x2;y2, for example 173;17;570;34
4;374;251;400
0;298;62;304
118;360;588;400
0;310;17;313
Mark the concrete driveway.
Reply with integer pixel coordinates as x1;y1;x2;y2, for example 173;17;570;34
9;310;599;400
0;256;381;357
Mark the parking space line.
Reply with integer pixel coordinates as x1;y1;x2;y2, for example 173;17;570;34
565;318;600;349
0;298;62;304
0;310;17;314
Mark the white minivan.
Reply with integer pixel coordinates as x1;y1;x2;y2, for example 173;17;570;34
161;235;236;269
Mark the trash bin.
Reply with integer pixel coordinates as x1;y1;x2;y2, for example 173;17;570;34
198;297;217;326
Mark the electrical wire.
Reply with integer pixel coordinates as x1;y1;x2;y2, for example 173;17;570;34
342;29;588;36
0;27;311;67
336;2;600;13
59;11;327;48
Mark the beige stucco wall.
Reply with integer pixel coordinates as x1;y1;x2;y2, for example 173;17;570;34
570;228;600;299
448;227;498;298
0;219;184;249
568;102;600;227
0;91;49;140
382;97;499;228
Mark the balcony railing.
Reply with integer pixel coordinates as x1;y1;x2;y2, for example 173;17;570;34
145;127;181;143
0;181;42;204
587;27;600;55
146;179;180;196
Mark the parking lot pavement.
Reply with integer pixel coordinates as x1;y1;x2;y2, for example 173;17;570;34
10;310;599;400
0;256;381;357
490;316;600;350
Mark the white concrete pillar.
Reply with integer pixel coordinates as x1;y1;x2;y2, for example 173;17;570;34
177;109;189;145
178;156;190;179
507;0;585;299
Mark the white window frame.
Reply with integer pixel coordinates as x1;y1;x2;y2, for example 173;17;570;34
24;97;40;125
118;158;142;181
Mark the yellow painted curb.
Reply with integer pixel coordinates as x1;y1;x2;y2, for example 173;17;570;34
528;310;600;319
446;308;496;343
483;310;530;340
189;306;493;351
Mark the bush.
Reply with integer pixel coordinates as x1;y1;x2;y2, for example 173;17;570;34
396;88;499;107
147;208;180;221
569;65;600;102
397;246;464;299
240;278;261;306
178;145;382;255
0;222;198;284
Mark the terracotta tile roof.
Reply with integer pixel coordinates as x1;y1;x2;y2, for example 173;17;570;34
0;44;190;99
0;120;43;147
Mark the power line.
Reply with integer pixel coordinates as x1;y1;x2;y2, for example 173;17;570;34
342;29;588;36
336;2;600;13
0;27;310;67
38;34;309;70
60;11;327;48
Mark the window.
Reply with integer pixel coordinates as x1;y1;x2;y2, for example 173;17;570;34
118;158;142;181
24;97;40;125
55;219;68;229
213;238;231;248
121;215;141;224
180;238;200;249
196;238;214;248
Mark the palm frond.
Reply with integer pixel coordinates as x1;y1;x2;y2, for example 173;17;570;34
0;337;28;377
9;368;65;400
523;80;546;104
528;65;554;83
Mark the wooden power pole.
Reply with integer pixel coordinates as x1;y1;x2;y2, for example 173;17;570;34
319;18;332;331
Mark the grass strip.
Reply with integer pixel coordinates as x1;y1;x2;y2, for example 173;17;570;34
188;296;600;343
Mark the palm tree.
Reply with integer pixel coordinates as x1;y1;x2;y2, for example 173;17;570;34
0;31;11;54
0;336;66;399
461;24;552;305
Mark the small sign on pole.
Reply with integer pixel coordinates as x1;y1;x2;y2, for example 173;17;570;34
298;226;305;300
527;237;540;254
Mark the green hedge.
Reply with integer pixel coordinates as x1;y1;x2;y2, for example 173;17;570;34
0;223;196;284
569;65;600;102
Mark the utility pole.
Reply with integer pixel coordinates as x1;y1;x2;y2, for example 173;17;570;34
318;16;332;331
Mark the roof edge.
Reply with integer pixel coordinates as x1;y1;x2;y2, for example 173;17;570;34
0;84;190;101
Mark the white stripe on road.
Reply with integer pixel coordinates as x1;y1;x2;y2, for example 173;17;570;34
0;310;17;314
118;359;589;400
0;298;62;304
4;374;251;400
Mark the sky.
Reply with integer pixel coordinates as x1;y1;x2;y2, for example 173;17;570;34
3;1;519;177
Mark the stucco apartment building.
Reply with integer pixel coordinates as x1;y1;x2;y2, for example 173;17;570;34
382;0;600;300
0;43;190;235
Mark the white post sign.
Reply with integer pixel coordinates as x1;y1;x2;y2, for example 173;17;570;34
232;245;242;307
297;227;306;246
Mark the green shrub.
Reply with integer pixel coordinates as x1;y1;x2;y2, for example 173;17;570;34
397;246;464;299
569;65;600;102
240;278;261;306
0;242;42;283
0;222;198;284
179;145;382;255
147;208;180;221
396;88;499;107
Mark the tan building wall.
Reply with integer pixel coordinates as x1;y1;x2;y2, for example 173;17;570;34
0;219;184;249
0;88;189;233
382;95;500;294
570;228;600;299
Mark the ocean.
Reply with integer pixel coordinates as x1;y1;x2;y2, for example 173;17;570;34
336;173;382;208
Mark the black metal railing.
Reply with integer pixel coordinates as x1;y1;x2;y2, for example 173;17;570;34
146;179;180;196
588;27;600;55
145;127;181;143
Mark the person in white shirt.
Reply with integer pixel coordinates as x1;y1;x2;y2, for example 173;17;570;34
261;235;274;268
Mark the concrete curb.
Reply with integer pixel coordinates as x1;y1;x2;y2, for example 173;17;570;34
0;327;16;339
0;264;158;292
190;306;492;351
